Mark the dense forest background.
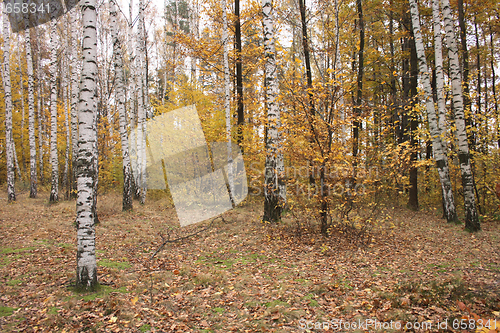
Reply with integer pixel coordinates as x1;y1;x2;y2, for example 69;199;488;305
1;0;499;227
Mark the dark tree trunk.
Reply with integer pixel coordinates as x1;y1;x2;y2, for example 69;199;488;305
489;23;499;149
298;0;317;186
353;0;364;178
408;24;419;210
235;0;244;150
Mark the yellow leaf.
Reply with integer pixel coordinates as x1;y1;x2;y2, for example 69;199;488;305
131;296;139;305
109;316;118;323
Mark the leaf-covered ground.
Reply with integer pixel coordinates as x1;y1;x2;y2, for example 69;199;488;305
1;192;499;332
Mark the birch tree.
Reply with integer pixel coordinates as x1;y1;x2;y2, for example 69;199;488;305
37;30;44;185
110;0;133;211
262;0;285;222
408;0;457;222
26;25;37;198
440;0;480;231
431;0;447;139
222;0;234;201
49;18;59;203
137;0;147;204
70;5;80;199
76;0;98;290
3;11;16;202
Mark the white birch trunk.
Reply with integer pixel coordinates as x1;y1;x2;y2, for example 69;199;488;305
440;0;480;231
76;0;98;290
18;34;26;178
63;71;70;200
431;0;447;136
3;13;15;201
26;25;37;198
137;0;147;204
128;0;140;198
38;69;44;185
222;0;234;202
13;142;21;181
36;28;44;185
262;0;285;221
110;0;133;211
49;18;59;202
71;6;81;198
409;0;457;222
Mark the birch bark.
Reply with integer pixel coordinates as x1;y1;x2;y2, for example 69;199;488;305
3;11;15;202
71;6;80;199
26;25;37;198
222;0;234;201
49;18;59;203
441;0;480;231
137;0;147;204
76;0;98;290
408;0;457;222
262;0;285;222
110;0;133;211
431;0;447;137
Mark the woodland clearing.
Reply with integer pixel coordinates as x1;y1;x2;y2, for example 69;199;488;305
0;191;499;332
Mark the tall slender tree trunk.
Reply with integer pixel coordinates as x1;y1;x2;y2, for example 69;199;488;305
222;0;234;201
235;0;244;149
298;0;316;186
36;29;44;186
409;0;457;222
408;24;419;210
457;0;473;149
262;0;285;222
353;0;364;179
432;0;454;218
63;76;70;200
26;26;37;198
3;12;15;202
70;5;80;199
18;35;27;179
389;0;397;142
489;22;499;149
110;0;133;211
432;0;447;139
441;0;480;231
76;0;98;291
137;0;147;204
49;19;59;203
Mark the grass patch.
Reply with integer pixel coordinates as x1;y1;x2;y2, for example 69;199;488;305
139;324;152;332
48;307;59;315
0;306;17;317
6;279;22;286
212;307;225;313
0;246;36;254
98;259;131;270
71;285;129;301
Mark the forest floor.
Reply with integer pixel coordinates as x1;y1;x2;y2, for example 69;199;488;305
0;191;500;332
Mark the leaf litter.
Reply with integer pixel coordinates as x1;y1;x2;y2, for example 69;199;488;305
0;193;499;332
